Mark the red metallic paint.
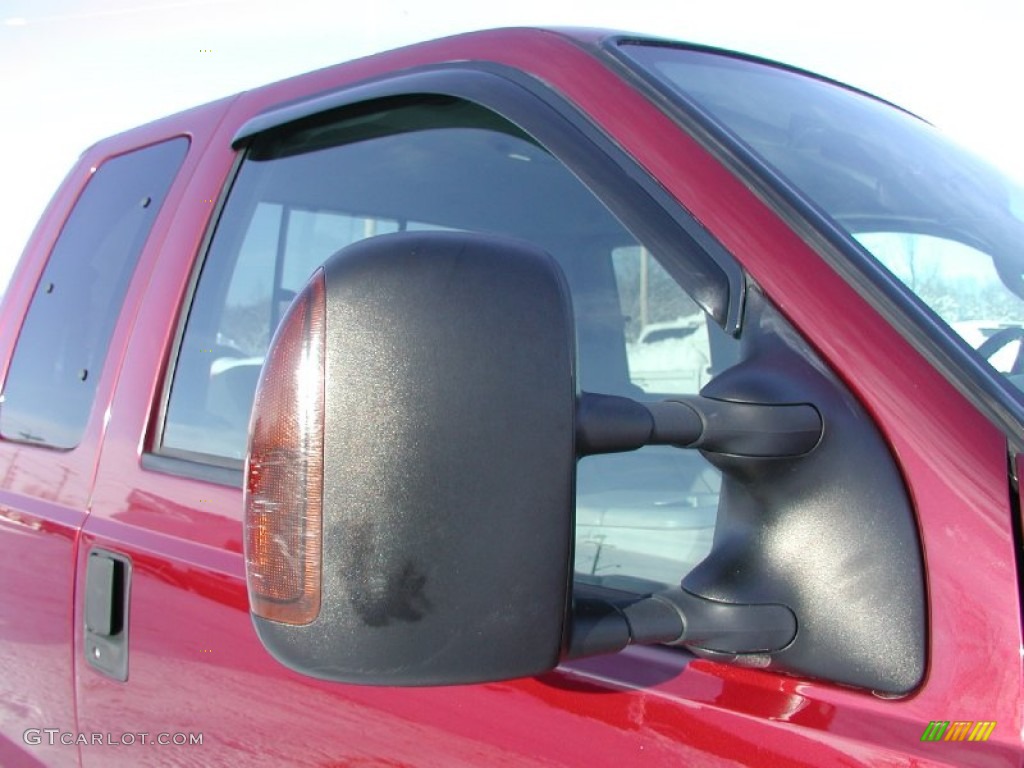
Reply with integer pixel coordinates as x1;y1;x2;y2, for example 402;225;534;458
0;28;1018;766
0;503;81;768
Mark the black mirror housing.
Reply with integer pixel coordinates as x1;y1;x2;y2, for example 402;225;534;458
248;231;577;685
246;233;923;695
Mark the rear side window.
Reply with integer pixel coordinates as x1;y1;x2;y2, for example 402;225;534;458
0;138;188;449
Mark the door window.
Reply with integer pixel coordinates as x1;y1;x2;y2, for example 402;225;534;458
161;97;736;586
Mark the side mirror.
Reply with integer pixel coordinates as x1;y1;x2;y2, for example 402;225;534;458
244;231;925;694
244;232;577;685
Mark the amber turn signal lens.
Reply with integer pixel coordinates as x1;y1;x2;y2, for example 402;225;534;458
244;269;325;625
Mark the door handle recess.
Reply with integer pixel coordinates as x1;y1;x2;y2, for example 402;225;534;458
84;549;131;681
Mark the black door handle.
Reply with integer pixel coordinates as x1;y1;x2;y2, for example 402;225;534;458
84;549;131;681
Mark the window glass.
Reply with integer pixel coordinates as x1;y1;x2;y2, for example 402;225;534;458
573;246;719;588
1;138;188;448
624;44;1024;393
613;246;712;394
163;98;735;586
216;205;401;359
856;232;1024;376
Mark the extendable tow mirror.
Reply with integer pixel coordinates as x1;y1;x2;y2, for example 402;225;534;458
244;232;923;695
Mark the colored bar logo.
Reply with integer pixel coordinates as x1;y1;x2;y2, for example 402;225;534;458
921;721;996;742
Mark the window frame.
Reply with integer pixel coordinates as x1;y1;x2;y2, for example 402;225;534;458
148;64;744;481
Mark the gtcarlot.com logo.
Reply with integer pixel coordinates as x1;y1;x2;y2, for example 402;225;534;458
921;721;996;742
24;729;203;747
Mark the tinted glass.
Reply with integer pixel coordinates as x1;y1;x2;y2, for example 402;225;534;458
163;98;735;586
624;44;1024;391
1;138;188;448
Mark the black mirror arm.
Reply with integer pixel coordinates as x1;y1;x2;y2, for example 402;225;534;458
576;392;823;458
570;390;813;660
566;587;797;660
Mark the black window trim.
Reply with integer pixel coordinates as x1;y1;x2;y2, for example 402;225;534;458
148;63;745;482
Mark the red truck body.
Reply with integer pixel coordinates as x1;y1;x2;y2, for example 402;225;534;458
1;27;1021;766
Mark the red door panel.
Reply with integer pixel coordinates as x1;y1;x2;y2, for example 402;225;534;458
0;492;82;768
